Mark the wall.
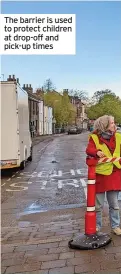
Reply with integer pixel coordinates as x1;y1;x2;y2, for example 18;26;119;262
28;98;39;137
23;84;39;137
44;105;48;135
38;100;44;135
48;107;52;135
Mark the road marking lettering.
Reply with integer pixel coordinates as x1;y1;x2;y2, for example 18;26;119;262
6;186;28;191
6;181;32;191
16;169;87;179
37;171;48;178
76;169;82;174
70;169;76;176
3;168;88;196
58;179;79;189
1;183;6;187
12;174;15;178
41;181;48;189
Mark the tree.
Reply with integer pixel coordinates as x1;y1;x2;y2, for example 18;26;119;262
43;79;55;92
43;90;76;126
68;89;88;101
87;93;121;123
91;89;116;104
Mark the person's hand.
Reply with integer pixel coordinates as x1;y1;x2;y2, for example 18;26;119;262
97;151;105;158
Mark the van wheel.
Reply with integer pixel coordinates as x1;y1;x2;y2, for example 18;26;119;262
28;155;32;162
20;160;25;170
28;147;32;162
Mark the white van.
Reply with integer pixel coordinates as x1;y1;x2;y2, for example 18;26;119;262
0;81;32;170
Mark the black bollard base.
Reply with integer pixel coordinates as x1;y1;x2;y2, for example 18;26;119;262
68;232;112;250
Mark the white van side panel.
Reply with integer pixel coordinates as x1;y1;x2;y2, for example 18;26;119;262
1;82;19;160
17;85;31;163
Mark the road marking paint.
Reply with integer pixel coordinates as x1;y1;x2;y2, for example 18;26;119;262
39;142;50;153
80;178;87;199
37;171;48;178
70;169;75;175
80;178;87;187
84;187;87;199
41;181;47;189
3;167;87;192
1;183;6;187
76;169;82;174
58;180;63;189
33;181;48;189
58;170;62;176
6;188;28;191
11;181;32;184
6;181;33;191
16;168;87;179
58;179;79;189
51;170;77;178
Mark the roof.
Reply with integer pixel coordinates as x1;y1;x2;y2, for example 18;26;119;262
27;90;43;102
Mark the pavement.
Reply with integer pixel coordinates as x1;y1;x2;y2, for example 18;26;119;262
1;132;121;274
32;133;66;146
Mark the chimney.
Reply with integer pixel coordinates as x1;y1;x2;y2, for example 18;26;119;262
17;78;19;84
22;83;33;93
7;75;16;81
7;75;12;81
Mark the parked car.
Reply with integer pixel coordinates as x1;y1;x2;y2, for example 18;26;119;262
76;127;83;134
68;126;82;135
117;126;121;133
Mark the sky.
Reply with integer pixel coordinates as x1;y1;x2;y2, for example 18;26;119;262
1;1;121;98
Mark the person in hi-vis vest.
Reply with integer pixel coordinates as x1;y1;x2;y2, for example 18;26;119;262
86;115;121;236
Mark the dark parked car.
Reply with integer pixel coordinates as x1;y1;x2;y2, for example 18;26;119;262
68;126;82;135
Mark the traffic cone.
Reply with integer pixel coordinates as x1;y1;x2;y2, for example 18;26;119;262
68;156;112;250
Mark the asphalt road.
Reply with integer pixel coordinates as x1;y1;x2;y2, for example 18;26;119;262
2;132;121;274
1;132;88;227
